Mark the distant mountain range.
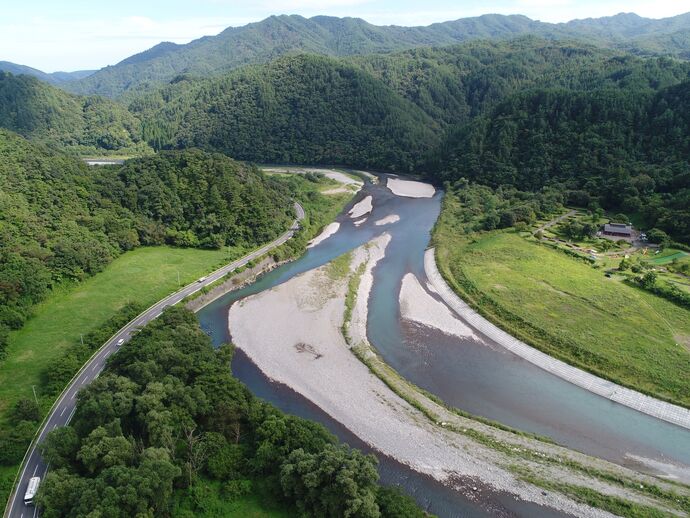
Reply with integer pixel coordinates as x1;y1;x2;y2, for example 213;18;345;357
29;11;687;98
0;61;94;85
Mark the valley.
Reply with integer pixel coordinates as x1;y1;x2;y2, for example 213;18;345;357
2;6;690;517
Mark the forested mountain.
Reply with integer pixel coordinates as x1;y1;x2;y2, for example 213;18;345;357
130;54;439;172
0;130;292;356
429;84;690;242
64;12;690;98
0;61;93;85
0;72;150;155
127;39;690;175
352;38;690;127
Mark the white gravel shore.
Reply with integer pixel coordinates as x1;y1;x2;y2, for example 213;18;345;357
399;273;477;339
349;195;373;219
307;222;340;248
387;178;435;198
227;240;613;518
374;214;400;226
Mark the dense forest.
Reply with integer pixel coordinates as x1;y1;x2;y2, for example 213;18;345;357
36;307;423;517
0;131;293;357
2;37;689;242
130;54;438;172
0;73;149;155
430;83;690;242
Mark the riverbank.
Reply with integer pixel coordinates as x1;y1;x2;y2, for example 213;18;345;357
425;247;690;431
227;238;689;517
431;188;690;410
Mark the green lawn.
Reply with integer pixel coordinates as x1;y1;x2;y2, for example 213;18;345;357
0;246;239;421
435;224;690;407
647;249;689;265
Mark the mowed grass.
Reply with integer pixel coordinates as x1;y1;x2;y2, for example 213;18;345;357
647;249;689;265
437;231;690;407
0;246;235;422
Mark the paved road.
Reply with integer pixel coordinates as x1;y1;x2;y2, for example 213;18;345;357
4;203;304;518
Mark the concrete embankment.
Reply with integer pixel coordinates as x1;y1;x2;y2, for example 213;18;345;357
186;257;284;312
424;248;690;431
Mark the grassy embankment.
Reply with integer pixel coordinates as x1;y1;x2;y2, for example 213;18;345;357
433;192;690;408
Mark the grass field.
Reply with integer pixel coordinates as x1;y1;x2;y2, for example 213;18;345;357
435;197;690;407
0;246;240;422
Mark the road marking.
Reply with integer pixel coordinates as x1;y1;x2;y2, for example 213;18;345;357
80;377;86;385
91;364;99;373
69;391;76;400
60;407;66;417
67;407;76;423
32;465;37;476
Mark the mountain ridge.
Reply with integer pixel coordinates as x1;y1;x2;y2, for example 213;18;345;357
59;11;690;98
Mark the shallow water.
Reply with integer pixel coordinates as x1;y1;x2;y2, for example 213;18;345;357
197;175;690;514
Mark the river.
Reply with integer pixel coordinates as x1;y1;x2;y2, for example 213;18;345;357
197;174;690;516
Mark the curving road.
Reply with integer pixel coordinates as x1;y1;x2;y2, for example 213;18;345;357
4;202;304;518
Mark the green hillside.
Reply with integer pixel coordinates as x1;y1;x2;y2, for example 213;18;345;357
132;54;439;172
0;130;293;357
0;72;149;155
429;83;690;242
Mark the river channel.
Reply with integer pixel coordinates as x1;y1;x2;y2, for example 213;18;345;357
197;174;690;516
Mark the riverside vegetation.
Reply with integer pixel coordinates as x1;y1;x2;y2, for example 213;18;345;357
34;307;424;517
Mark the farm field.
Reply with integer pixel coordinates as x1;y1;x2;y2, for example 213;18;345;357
435;227;690;408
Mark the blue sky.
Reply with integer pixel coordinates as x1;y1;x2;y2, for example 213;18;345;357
3;0;690;72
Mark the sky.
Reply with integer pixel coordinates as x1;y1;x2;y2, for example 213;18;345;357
3;0;690;72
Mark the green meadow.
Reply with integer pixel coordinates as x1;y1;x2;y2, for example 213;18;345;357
435;220;690;407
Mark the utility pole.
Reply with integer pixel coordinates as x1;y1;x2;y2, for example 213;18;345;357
32;385;39;408
80;334;84;346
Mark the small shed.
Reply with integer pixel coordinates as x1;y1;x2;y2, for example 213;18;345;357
603;223;633;238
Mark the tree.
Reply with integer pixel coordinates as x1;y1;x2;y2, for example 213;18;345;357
376;486;427;518
280;444;381;518
77;423;135;473
41;427;79;469
640;271;658;289
10;398;40;422
646;228;670;245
